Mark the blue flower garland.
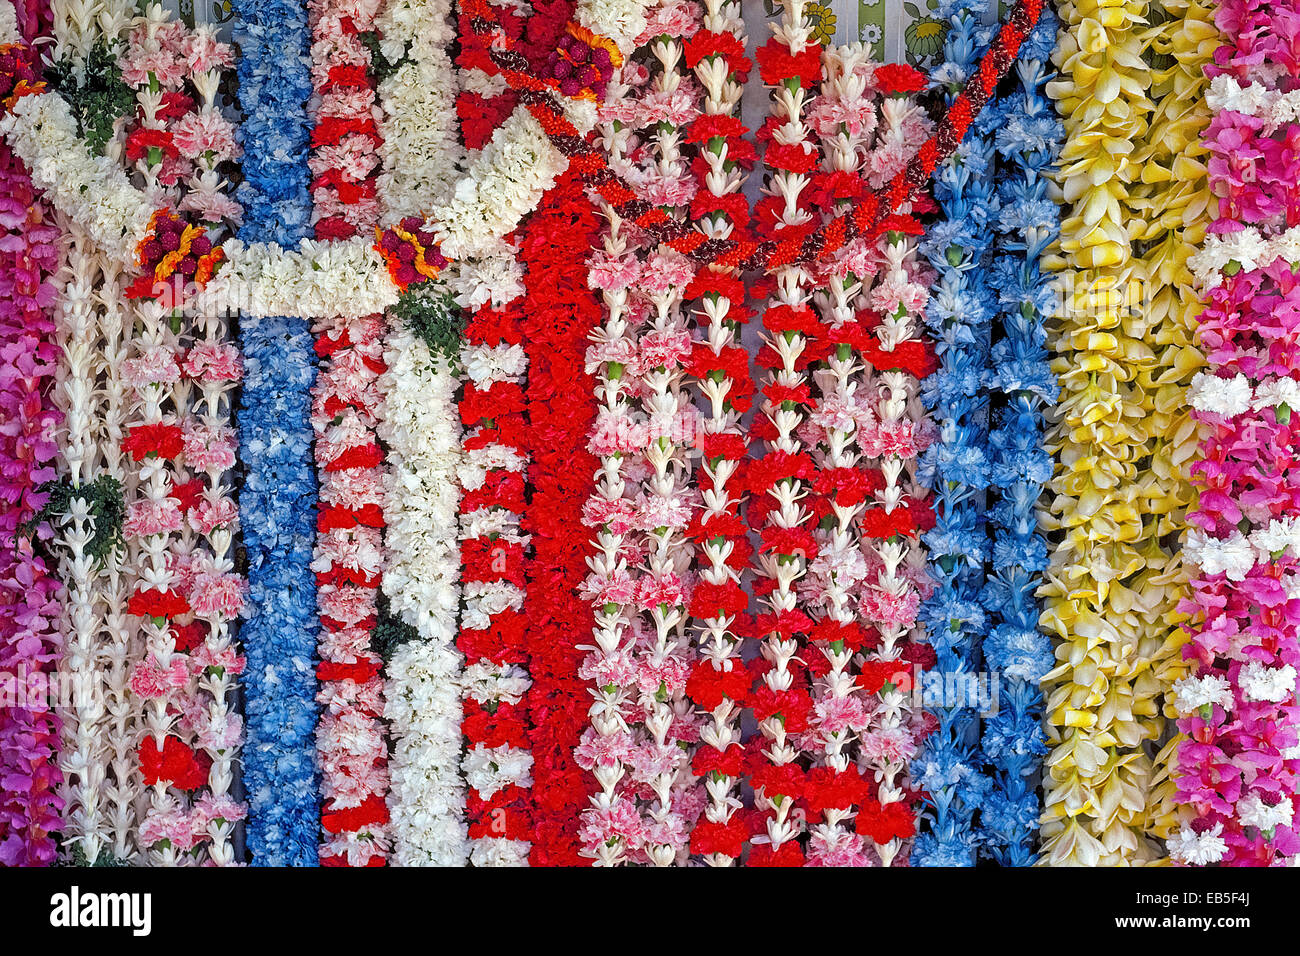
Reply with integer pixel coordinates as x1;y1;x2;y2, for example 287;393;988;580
232;0;320;867
976;8;1061;866
913;0;999;867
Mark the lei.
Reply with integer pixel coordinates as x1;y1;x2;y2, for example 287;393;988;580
680;0;754;866
1040;0;1169;865
978;10;1060;865
1170;0;1300;866
912;0;998;867
0;124;63;869
233;0;322;866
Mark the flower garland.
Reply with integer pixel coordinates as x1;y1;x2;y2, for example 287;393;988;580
845;80;937;869
0;134;63;868
378;292;469;867
801;44;935;870
376;0;463;220
456;258;535;868
42;1;134;866
311;313;391;867
1129;0;1218;850
1039;0;1168;865
306;0;391;867
118;10;247;866
1169;0;1300;866
521;167;603;867
578;0;706;867
912;0;998;867
678;0;754;867
308;0;381;239
232;0;321;867
743;0;823;869
976;9;1060;865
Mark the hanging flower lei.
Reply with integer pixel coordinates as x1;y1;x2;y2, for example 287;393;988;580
232;0;322;867
522;167;603;867
1129;0;1218;849
679;0;755;867
40;3;133;866
976;10;1060;866
0;133;63;869
456;260;534;868
578;0;706;867
911;0;998;868
306;0;390;867
376;0;463;219
1039;0;1169;865
311;313;392;866
117;9;246;866
370;0;474;868
378;292;470;867
847;79;938;869
801;44;934;870
743;0;823;868
1169;0;1300;866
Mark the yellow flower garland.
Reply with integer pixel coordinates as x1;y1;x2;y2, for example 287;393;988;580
1040;0;1162;865
1127;0;1217;851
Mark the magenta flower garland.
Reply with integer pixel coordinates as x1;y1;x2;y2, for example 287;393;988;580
0;137;63;867
1172;0;1300;866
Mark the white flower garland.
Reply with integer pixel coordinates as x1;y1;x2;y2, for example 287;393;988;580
379;323;469;866
0;92;153;264
376;0;463;221
1206;74;1300;129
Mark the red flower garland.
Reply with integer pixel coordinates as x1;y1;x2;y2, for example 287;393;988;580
518;168;602;866
311;315;391;867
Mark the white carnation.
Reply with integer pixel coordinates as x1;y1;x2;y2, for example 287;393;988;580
1238;661;1297;704
1187;371;1253;418
463;744;534;799
1237;792;1295;831
1172;674;1234;713
1167;825;1228;866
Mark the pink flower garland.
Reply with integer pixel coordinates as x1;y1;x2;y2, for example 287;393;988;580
0;139;63;868
1172;0;1300;865
579;0;706;867
120;14;247;865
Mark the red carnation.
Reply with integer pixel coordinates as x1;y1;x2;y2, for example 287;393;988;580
747;840;805;867
686;660;752;709
756;39;822;87
689;817;749;858
875;63;927;95
699;431;748;462
856;798;916;843
763;303;822;337
125;127;178;163
121;422;184;461
692;743;747;778
749;685;813;733
858;658;912;694
748;760;807;800
139;735;210;790
128;587;190;620
759;525;818;560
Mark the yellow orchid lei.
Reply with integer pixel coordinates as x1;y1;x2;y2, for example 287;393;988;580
1127;0;1218;852
1040;0;1162;865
